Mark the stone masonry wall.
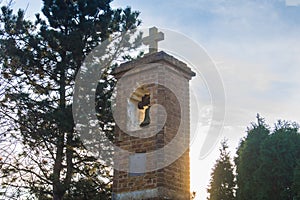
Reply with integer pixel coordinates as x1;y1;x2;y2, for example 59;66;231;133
112;52;194;200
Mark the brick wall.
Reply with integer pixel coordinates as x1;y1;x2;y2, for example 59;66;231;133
112;52;194;200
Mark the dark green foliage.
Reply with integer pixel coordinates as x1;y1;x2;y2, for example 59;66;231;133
257;121;300;200
235;114;270;200
207;140;235;200
235;115;300;200
293;162;300;199
0;0;141;199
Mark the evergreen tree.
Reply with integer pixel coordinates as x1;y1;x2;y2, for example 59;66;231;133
293;161;300;199
207;140;235;200
235;114;269;200
235;115;300;200
0;0;141;199
257;121;300;200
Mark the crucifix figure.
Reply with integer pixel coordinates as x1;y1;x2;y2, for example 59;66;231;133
143;27;164;54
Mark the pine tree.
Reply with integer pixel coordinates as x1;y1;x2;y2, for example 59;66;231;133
207;140;235;200
0;0;141;199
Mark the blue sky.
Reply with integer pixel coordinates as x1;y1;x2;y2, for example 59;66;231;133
6;0;300;199
110;1;300;199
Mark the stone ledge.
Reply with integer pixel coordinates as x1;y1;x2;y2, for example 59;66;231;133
113;51;196;79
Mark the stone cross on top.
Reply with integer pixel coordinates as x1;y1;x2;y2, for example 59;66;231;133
143;27;164;54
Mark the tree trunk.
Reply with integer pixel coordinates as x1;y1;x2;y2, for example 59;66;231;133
53;192;64;200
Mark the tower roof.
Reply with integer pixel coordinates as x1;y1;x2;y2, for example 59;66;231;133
113;51;196;79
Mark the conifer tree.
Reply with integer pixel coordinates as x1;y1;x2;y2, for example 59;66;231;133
0;0;141;199
256;121;300;200
207;140;235;200
235;116;300;200
293;162;300;199
234;114;269;200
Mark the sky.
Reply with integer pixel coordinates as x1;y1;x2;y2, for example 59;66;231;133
7;0;300;199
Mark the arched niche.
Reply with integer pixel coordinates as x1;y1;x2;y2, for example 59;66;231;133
127;86;150;131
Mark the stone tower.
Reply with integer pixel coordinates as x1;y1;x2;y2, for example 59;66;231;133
112;28;195;200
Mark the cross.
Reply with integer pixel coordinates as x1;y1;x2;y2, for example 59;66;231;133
143;27;164;54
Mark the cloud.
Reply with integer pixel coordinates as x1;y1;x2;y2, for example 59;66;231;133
285;0;300;6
